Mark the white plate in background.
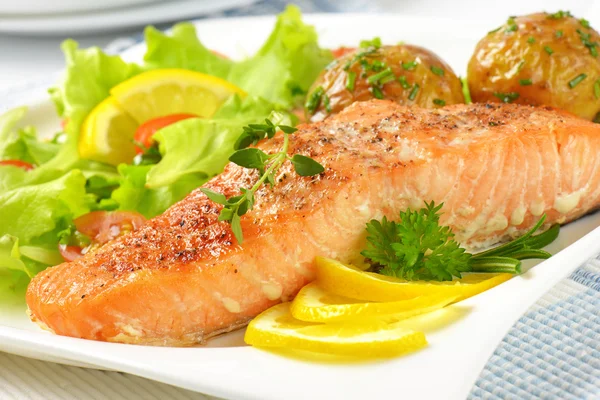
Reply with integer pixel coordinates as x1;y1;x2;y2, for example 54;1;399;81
0;0;158;15
0;0;257;35
0;14;599;400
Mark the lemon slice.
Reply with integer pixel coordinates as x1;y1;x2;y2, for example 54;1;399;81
79;97;138;165
245;302;427;357
290;283;458;323
110;69;246;124
315;257;513;302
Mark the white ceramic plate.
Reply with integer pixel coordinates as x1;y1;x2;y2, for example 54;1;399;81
1;14;599;400
0;0;257;36
0;0;157;15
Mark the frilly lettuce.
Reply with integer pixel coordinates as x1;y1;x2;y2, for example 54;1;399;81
144;5;332;109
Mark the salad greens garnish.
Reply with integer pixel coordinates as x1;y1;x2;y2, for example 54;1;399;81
362;202;559;281
201;114;324;244
0;5;333;297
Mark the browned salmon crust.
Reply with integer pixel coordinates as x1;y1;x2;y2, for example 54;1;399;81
27;100;600;345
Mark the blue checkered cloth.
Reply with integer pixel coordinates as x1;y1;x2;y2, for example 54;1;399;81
469;259;600;399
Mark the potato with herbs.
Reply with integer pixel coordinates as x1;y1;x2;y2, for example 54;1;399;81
468;11;600;120
305;42;464;122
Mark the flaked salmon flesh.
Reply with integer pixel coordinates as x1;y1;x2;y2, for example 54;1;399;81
26;100;600;346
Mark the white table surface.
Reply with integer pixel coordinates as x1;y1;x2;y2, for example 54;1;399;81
0;1;598;399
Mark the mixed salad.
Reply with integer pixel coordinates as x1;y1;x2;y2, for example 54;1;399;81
0;6;332;299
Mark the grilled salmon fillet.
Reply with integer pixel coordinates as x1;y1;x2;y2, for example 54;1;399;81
27;100;600;346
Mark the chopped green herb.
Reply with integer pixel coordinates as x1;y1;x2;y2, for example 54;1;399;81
360;37;382;49
305;86;325;114
398;75;411;89
380;74;396;85
519;79;533;86
433;99;446;106
569;73;587;88
494;92;520;103
402;61;418;71
544;46;554;55
206;115;324;244
461;77;472;104
555;30;563;38
594;80;600;99
488;26;501;34
430;66;445;76
362;202;558;281
547;10;572;19
577;29;598;56
371;59;386;72
580;18;591;28
367;67;394;84
408;84;420;101
505;17;518;33
345;71;357;91
323;94;332;113
371;85;384;99
527;36;535;44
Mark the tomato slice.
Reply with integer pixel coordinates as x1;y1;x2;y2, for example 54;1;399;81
332;47;356;58
0;160;34;171
58;211;146;262
75;210;146;245
58;245;85;263
134;113;197;154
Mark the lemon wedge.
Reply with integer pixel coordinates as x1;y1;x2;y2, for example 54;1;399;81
290;282;458;323
315;256;513;302
79;97;138;165
245;302;427;357
110;69;246;124
79;69;245;165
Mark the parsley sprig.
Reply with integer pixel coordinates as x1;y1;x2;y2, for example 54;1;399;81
361;202;559;281
202;114;324;244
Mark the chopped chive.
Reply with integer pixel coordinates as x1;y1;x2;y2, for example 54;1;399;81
488;26;501;34
371;85;384;99
408;84;420;101
580;18;591;28
577;29;598;56
371;59;386;72
398;75;411;89
505;17;518;33
430;66;445;76
305;86;325;114
527;36;535;44
544;46;554;55
402;61;418;71
591;46;598;57
594;80;600;99
493;92;520;103
345;71;357;91
519;79;532;86
569;73;587;88
367;68;394;84
379;74;396;85
547;10;572;19
555;30;563;38
433;99;446;106
323;94;332;113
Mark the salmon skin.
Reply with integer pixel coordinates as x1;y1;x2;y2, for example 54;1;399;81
27;100;600;346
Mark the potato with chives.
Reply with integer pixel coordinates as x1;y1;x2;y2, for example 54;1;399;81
305;42;465;122
467;11;600;120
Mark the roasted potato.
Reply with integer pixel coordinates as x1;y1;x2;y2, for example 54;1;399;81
468;11;600;120
305;44;464;122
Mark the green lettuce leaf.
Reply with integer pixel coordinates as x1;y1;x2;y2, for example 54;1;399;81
0;170;89;243
1;126;60;166
111;164;201;218
146;94;274;188
143;5;332;108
